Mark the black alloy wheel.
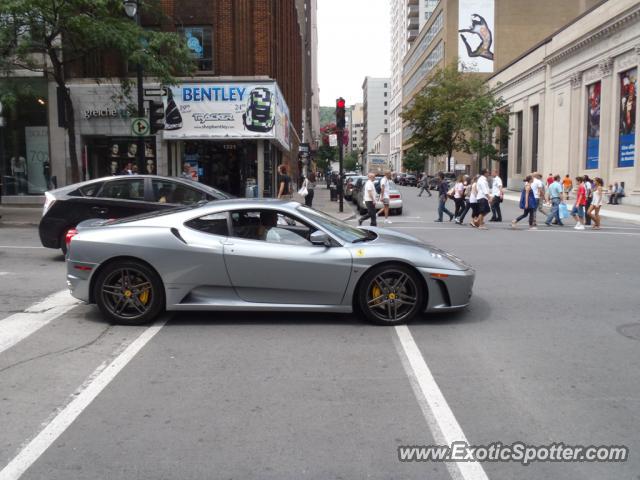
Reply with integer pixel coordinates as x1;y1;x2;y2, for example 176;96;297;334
94;260;164;325
358;264;424;325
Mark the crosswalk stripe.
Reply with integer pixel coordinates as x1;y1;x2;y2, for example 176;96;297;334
0;290;80;355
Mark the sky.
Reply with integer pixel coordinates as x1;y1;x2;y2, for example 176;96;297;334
317;0;391;107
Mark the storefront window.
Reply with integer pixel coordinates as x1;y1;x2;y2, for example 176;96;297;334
0;79;49;195
85;137;156;178
178;26;213;72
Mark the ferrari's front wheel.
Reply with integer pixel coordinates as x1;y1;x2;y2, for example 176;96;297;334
358;264;424;325
93;260;164;325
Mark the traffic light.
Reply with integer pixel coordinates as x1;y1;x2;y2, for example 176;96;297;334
148;100;165;134
336;97;346;130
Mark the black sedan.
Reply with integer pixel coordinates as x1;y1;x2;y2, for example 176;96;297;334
40;175;231;253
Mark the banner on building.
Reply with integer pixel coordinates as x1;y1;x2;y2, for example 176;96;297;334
458;0;495;73
586;82;601;170
25;126;49;194
618;68;637;168
162;82;291;151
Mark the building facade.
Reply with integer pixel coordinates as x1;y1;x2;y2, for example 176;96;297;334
487;0;639;204
41;0;314;200
362;77;390;166
349;103;364;155
401;0;603;174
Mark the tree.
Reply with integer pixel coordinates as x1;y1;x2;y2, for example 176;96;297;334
402;148;425;174
401;62;504;172
464;88;509;171
0;0;195;182
343;151;358;172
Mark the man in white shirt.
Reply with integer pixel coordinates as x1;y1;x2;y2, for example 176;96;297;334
358;172;378;226
473;168;490;229
378;170;392;224
489;170;504;222
531;172;546;220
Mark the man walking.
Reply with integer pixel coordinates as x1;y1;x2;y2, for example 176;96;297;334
378;170;392;224
584;175;593;226
417;172;432;197
358;173;378;227
531;172;546;219
473;169;490;229
544;175;564;226
489;170;503;222
434;172;454;222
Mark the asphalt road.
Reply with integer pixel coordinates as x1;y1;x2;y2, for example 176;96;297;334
1;189;639;480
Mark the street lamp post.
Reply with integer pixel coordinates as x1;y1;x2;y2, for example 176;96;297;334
124;0;145;173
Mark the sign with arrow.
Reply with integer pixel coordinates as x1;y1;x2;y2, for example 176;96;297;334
131;117;150;136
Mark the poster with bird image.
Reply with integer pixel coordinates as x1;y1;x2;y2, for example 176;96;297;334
458;0;495;73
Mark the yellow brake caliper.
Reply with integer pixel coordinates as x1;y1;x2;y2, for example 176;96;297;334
138;289;150;305
371;283;382;305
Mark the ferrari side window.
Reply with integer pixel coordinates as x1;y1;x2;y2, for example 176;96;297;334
185;212;229;236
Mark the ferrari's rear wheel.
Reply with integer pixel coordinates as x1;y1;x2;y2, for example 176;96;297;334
358;264;424;325
94;260;164;325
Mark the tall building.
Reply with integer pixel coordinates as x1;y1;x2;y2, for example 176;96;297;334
487;0;639;200
402;0;603;174
32;0;314;201
390;0;446;175
349;103;365;156
362;77;390;166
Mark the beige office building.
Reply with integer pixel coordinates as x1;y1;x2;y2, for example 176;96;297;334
401;0;603;174
487;0;639;203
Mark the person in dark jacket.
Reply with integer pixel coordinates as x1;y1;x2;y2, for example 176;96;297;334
434;172;454;222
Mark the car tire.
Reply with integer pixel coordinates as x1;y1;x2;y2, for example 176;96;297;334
357;264;424;326
93;259;165;326
395;208;403;215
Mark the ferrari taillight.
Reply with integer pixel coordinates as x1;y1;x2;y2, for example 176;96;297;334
65;228;78;248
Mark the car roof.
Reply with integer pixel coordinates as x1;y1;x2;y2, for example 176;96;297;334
49;175;229;198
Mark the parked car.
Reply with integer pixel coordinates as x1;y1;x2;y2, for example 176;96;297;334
39;175;231;254
66;199;474;326
356;178;403;215
346;175;366;201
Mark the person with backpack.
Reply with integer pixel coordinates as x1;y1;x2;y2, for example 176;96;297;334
511;175;538;230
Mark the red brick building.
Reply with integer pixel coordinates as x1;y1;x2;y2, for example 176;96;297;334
53;0;312;197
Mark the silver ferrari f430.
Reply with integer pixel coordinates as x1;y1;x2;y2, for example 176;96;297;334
66;199;475;325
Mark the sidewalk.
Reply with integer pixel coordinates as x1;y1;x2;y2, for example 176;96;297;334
0;205;42;227
503;191;640;224
297;186;356;221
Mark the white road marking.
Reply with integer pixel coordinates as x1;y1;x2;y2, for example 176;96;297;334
0;246;45;249
0;290;80;355
394;325;489;480
0;272;12;276
0;319;167;480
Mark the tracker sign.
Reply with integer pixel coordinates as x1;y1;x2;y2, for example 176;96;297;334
162;81;291;151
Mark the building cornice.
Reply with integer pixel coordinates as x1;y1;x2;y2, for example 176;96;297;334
545;6;640;65
491;65;546;93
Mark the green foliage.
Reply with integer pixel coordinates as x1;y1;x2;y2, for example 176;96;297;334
402;148;425;173
316;144;335;165
0;0;195;181
401;62;507;169
343;151;358;171
319;106;335;127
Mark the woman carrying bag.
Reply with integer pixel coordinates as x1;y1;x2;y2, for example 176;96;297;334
511;175;538;230
299;172;316;207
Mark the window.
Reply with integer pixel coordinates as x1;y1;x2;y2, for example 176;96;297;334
185;212;229;236
152;179;208;205
99;179;145;200
384;119;388;124
229;209;315;246
384;92;387;97
516;111;523;174
384;101;387;106
384;128;388;133
384;110;387;115
384;83;388;88
178;26;213;72
531;106;539;172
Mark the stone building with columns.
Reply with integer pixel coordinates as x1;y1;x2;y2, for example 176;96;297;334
487;0;639;204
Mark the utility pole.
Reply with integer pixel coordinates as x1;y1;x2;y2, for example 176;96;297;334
336;97;346;213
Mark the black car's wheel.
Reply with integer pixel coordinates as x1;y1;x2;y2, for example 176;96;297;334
93;260;164;325
358;264;424;325
395;207;403;215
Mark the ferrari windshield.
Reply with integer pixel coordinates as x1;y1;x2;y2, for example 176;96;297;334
297;205;371;243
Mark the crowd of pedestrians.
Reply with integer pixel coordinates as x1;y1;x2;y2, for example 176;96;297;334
422;170;612;232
